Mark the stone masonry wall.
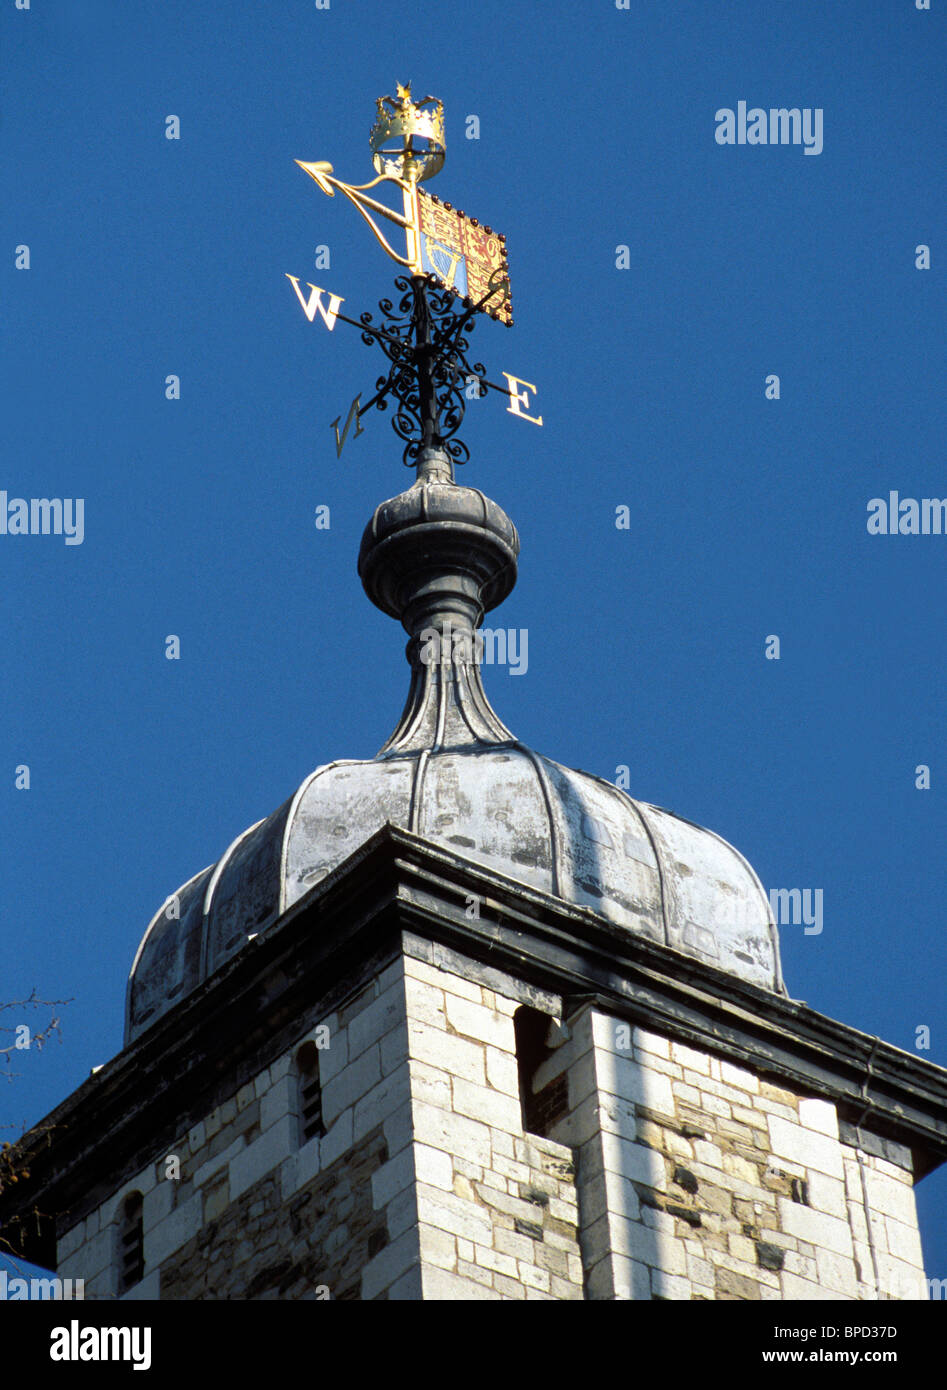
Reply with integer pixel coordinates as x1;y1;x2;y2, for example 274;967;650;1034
56;948;584;1301
57;956;419;1300
56;943;926;1301
402;952;584;1300
539;1005;927;1300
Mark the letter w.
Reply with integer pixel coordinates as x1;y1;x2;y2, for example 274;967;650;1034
285;275;344;329
330;395;365;458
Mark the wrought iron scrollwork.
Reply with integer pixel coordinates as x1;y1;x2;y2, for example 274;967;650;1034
356;272;502;466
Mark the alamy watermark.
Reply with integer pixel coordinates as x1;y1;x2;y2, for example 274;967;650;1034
419;622;528;676
1;492;84;545
867;494;947;535
703;887;823;936
0;1270;84;1300
715;102;823;156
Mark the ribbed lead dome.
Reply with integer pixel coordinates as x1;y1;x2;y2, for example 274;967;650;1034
125;447;783;1044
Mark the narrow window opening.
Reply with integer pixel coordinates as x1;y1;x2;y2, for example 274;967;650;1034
297;1040;324;1147
118;1191;144;1293
513;1006;568;1138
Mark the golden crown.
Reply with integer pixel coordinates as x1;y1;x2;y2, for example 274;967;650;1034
370;82;445;183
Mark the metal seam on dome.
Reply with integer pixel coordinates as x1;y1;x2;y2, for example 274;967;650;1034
396;662;432;749
125;865;212;1042
643;801;781;991
434;664;448;749
690;818;786;996
199;819;265;979
512;745;561;899
409;748;430;834
583;771;671;951
470;662;515;742
279;761;365;914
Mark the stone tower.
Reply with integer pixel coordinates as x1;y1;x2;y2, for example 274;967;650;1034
3;438;946;1302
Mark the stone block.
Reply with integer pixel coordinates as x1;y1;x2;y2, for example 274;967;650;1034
408;1021;485;1084
120;1269;161;1301
720;1060;759;1093
409;1059;452;1108
693;1140;723;1168
883;1215;924;1267
321;1043;381;1128
697;1093;731;1118
229;1115;295;1201
419;1224;457;1273
805;1170;847;1221
778;1198;853;1257
147;1190;203;1268
318;1107;353;1168
361;1227;421;1300
780;1270;847;1300
348;980;406;1060
485;1045;520;1097
444;994;512;1050
203;1174;230;1222
62;1228;112;1285
386;1184;419;1242
816;1247;859;1297
354;1067;410;1142
798;1097;838;1139
475;1183;550;1229
715;1267;759;1300
380;1021;410;1076
728;1233;757;1264
415;1143;454;1191
670;1041;713;1074
863;1169;918;1227
193;1138;245;1190
371;1145;416;1210
405;955;483;1004
382;1266;424;1301
473;1243;519;1278
517;1262;551;1293
260;1076;293;1131
413;1101;492;1167
632;1025;670;1059
607;1253;653;1300
494;1226;536;1262
142;1180;174;1234
596;1131;667;1191
417;1185;493;1245
490;1127;514;1159
452;1077;522;1133
423;1266;500;1299
317;1027;348;1084
403;975;448;1030
456;1257;498;1289
383;1098;414;1157
782;1249;818;1282
595;1049;675;1117
768;1115;844;1179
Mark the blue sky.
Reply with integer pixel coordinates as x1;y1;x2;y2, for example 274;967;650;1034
3;0;945;1286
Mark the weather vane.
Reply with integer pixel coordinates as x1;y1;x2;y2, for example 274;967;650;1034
285;83;542;466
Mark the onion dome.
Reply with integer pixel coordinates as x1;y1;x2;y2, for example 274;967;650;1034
126;446;782;1044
